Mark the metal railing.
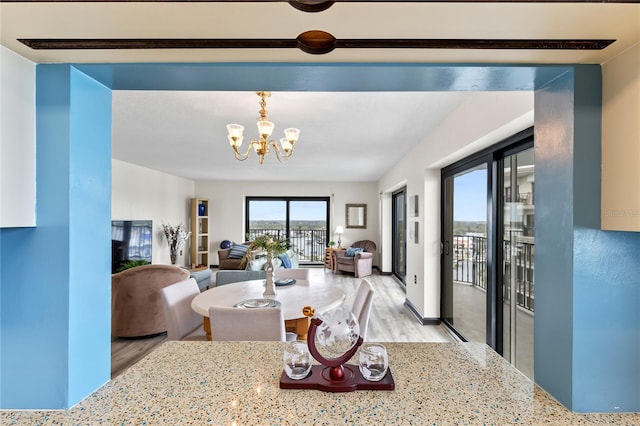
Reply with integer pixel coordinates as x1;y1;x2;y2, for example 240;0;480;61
503;239;535;312
453;234;534;312
453;235;487;290
247;228;327;263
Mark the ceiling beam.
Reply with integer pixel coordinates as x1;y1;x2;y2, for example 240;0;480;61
18;37;615;56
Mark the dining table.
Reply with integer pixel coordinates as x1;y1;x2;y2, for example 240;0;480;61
191;278;346;340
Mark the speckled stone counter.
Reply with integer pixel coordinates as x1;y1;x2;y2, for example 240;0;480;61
2;341;639;425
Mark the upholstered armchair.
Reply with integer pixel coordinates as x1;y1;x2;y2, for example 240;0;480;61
333;240;377;278
112;264;190;338
217;242;254;270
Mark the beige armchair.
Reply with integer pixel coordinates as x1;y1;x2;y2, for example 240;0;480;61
333;240;377;278
112;264;189;337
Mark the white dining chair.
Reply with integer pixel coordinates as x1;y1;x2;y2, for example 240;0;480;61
273;268;310;281
208;306;286;341
351;279;375;340
160;278;207;341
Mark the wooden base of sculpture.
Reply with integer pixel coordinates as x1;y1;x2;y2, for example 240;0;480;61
280;364;395;392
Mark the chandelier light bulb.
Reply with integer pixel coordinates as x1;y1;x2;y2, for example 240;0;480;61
284;128;300;142
280;138;293;153
228;135;243;148
257;120;275;138
227;124;244;138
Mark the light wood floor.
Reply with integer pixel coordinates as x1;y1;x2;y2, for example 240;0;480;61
111;267;453;378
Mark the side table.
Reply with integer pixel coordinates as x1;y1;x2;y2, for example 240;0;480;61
324;247;345;271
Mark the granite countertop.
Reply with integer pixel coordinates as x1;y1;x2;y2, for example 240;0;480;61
2;341;639;425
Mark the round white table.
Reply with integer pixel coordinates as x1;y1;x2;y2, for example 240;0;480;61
191;279;346;340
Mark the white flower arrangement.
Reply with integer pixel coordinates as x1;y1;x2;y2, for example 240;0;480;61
162;223;191;261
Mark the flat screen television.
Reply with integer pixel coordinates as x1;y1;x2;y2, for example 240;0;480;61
111;220;153;273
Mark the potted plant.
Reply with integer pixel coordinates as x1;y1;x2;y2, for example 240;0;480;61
116;259;150;273
248;235;290;295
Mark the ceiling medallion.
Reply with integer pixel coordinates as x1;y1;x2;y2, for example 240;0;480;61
288;0;335;12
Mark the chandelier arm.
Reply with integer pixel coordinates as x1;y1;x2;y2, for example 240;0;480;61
270;141;293;162
232;141;255;161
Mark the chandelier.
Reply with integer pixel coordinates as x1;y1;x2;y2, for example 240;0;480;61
226;91;300;164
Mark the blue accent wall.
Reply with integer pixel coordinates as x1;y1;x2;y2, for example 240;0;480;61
534;66;640;412
67;67;112;404
534;69;576;409
573;229;640;412
1;62;638;412
0;65;111;408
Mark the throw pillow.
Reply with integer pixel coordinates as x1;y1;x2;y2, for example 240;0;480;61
279;253;292;268
247;257;267;271
228;244;249;259
346;247;365;257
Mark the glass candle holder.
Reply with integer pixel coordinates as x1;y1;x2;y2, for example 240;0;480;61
283;340;312;380
358;343;388;381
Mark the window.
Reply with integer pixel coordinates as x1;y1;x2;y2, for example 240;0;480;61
246;197;330;264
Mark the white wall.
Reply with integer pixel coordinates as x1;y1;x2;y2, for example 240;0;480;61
194;180;379;264
112;159;195;265
378;92;534;320
602;42;640;232
0;46;35;227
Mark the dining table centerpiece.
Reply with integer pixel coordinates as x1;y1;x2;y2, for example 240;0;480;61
248;235;290;296
162;223;191;265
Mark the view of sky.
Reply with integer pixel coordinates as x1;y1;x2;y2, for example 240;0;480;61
249;200;327;221
247;175;487;223
454;168;487;222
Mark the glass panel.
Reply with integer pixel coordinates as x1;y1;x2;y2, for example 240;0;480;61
392;189;406;284
290;200;328;263
502;148;535;380
451;165;488;343
247;197;330;265
247;200;286;241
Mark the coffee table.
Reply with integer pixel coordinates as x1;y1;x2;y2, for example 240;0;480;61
191;279;346;340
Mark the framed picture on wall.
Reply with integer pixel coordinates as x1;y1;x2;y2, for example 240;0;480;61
411;221;419;243
410;195;419;217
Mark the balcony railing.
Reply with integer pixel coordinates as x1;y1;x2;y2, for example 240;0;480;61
453;234;534;312
247;228;327;263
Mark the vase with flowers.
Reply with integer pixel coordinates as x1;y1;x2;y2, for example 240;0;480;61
248;235;290;296
162;223;191;265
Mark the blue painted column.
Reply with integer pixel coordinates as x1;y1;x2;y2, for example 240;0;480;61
0;65;112;408
535;66;640;412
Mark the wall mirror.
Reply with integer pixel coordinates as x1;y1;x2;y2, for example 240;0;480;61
346;204;367;229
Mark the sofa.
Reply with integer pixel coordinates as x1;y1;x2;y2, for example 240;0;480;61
189;268;212;292
215;267;309;287
246;249;299;271
333;240;377;278
215;270;267;286
112;264;189;338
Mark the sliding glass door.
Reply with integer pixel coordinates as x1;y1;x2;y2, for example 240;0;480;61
441;128;534;377
392;188;407;285
502;147;535;379
246;197;330;264
442;163;488;343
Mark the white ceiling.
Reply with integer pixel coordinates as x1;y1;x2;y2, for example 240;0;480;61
112;91;475;181
2;3;639;64
3;2;638;182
